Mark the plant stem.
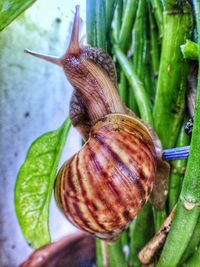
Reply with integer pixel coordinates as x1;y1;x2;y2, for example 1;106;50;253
132;0;164;239
150;0;163;38
127;81;140;115
144;37;154;102
86;0;97;46
129;0;148;112
148;0;165;232
181;39;198;60
96;0;106;50
96;239;104;267
153;1;193;148
112;0;123;42
128;202;154;267
118;71;128;104
115;47;153;125
180;216;200;264
106;0;117;53
153;208;166;232
108;240;128;267
106;0;117;36
184;243;200;267
133;0;147;81
133;0;152;97
139;207;176;265
164;0;189;11
120;230;129;252
116;42;156;258
156;3;200;265
168;118;190;212
149;2;160;89
156;203;200;267
118;0;138;52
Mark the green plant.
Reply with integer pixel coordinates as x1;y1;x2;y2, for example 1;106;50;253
86;0;200;266
0;0;37;31
2;0;200;266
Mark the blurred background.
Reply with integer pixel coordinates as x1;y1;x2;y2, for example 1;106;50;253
0;0;85;266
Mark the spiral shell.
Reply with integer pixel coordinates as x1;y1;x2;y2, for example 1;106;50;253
55;114;157;241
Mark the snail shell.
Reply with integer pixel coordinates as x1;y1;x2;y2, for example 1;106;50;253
55;114;157;241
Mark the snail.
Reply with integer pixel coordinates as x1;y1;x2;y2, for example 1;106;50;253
24;6;184;242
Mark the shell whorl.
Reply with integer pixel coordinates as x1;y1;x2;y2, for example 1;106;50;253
55;114;157;241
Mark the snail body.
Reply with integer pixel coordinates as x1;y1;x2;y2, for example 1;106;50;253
26;6;168;241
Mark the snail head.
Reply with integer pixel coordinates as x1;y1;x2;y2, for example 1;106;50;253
25;5;125;126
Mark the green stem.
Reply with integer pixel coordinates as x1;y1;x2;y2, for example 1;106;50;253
106;0;117;54
96;0;106;50
144;44;154;102
153;1;193;148
168;117;190;212
108;239;128;267
115;47;153;125
120;230;129;250
133;0;152;98
127;0;141;111
153;208;166;232
164;0;189;11
132;0;163;234
133;0;147;80
128;81;140;115
96;239;104;267
156;3;200;265
180;216;200;264
181;39;198;60
128;203;154;267
118;0;138;52
150;0;163;38
118;71;128;104
86;0;97;46
112;0;123;42
116;43;156;252
184;243;200;267
149;2;160;86
106;0;117;35
156;203;200;267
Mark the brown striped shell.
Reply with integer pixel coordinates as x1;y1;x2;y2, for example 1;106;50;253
55;113;157;241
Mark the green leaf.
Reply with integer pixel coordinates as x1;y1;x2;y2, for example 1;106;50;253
0;0;37;32
15;119;71;249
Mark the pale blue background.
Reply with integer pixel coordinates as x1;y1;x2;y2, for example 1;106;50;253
0;0;85;266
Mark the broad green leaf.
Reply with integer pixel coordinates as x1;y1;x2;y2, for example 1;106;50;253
15;119;71;249
0;0;37;32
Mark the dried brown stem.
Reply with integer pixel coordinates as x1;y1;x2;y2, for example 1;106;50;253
138;206;176;265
